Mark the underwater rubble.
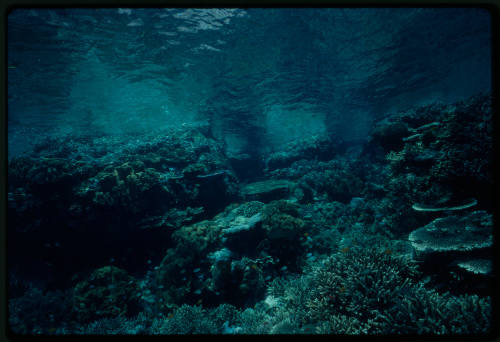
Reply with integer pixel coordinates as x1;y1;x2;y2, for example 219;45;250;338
7;94;494;335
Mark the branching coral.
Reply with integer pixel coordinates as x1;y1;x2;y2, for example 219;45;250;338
265;247;492;334
305;247;420;323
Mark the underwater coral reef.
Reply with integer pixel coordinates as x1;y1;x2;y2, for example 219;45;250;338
7;94;494;335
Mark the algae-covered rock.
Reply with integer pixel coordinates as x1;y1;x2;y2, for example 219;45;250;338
370;119;408;151
234;200;265;215
195;169;239;215
320;167;364;204
90;163;173;214
207;202;266;255
264;135;343;171
241;180;294;202
137;206;205;230
223;213;263;235
173;220;223;257
228;152;264;181
222;213;266;254
8;156;93;197
215;201;265;226
73;266;140;322
261;200;305;240
154;248;199;306
182;163;207;179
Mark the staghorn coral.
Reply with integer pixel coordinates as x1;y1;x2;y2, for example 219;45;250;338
75;303;240;335
315;315;371;334
305;247;420;323
264;246;492;334
374;283;492;334
155;305;218;334
149;303;240;334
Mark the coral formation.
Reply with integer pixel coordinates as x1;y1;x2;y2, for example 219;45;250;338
408;210;492;254
72;266;140;322
241;180;294;202
7;94;493;335
264;247;491;334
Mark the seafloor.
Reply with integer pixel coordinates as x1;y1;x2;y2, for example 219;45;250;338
7;93;494;335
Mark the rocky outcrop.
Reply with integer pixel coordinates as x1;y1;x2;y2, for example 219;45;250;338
241;180;294;203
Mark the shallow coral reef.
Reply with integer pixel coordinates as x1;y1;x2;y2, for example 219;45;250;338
7;94;494;336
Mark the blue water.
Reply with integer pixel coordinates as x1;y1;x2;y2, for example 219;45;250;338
8;8;491;156
6;8;494;336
